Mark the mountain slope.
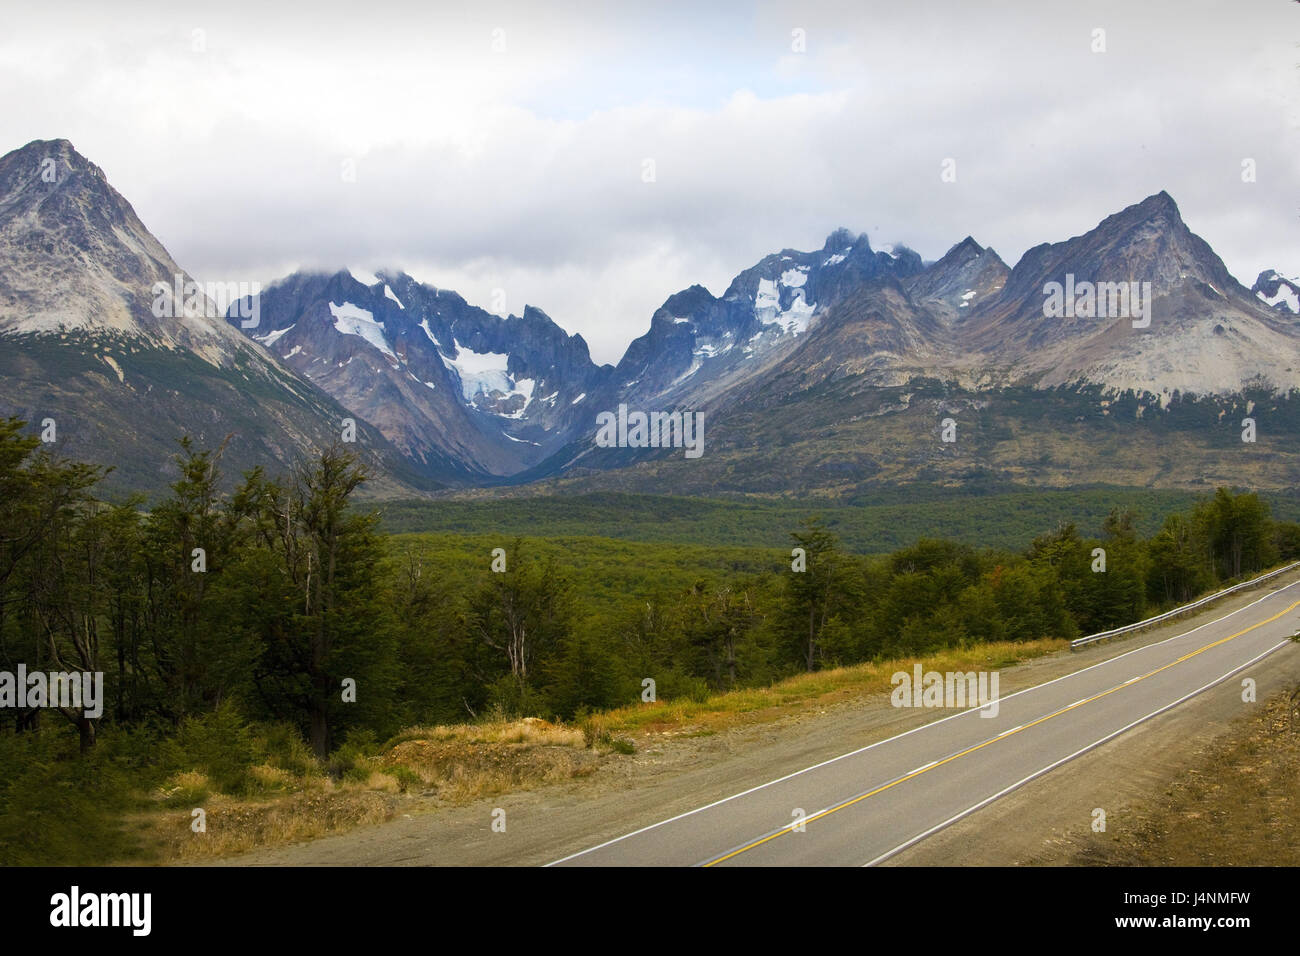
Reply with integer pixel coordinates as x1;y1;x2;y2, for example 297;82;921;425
960;192;1298;398
7;143;1293;500
612;228;925;410
514;193;1300;497
902;236;1009;325
485;229;933;480
266;193;1295;495
231;228;928;481
229;269;614;478
0;139;442;496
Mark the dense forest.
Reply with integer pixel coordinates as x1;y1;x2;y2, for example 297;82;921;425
378;486;1253;552
2;415;1298;860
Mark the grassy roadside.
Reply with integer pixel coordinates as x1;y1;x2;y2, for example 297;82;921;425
585;639;1062;738
127;639;1064;863
136;718;601;862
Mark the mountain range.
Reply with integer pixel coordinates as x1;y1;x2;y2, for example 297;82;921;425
0;139;445;496
1;138;1296;499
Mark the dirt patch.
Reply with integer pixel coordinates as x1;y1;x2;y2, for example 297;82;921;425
144;717;605;863
139;787;402;861
1064;686;1300;866
382;737;603;802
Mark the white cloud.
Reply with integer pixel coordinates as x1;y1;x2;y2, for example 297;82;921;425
1;0;1296;364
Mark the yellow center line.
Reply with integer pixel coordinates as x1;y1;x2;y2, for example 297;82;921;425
702;599;1300;867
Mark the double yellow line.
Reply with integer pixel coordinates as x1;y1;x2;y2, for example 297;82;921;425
702;600;1300;866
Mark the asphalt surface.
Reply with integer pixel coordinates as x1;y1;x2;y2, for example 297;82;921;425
551;579;1300;866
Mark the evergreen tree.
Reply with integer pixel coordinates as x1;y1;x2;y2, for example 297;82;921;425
780;518;846;671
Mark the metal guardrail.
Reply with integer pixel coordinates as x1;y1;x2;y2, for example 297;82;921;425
1070;560;1300;649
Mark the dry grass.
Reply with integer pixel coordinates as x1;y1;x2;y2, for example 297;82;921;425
592;638;1065;738
138;783;401;861
136;717;600;863
246;764;299;791
388;716;586;749
378;716;600;803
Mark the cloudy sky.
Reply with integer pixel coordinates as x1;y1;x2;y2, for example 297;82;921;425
2;0;1296;363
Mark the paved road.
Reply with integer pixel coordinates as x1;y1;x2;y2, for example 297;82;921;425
551;579;1300;866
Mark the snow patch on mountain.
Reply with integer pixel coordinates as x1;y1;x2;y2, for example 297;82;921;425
780;266;808;288
101;354;124;383
780;294;815;334
672;356;703;384
256;324;293;347
754;278;814;335
755;278;780;314
441;339;510;397
1257;280;1299;314
694;341;733;359
329;302;395;358
440;339;535;416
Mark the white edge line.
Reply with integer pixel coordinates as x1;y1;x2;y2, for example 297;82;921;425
861;639;1294;867
544;578;1299;867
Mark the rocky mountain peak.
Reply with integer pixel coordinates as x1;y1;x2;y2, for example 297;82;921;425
823;227;868;253
0;139;255;364
944;236;984;263
0;139;438;495
1251;269;1299;315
